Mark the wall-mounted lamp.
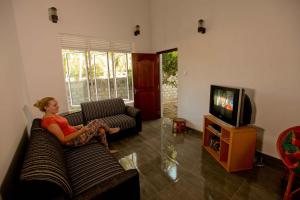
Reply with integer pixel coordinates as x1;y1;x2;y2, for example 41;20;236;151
48;7;58;23
134;25;140;36
198;19;206;34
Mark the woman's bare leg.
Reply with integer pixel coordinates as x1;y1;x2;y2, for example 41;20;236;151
87;119;120;135
108;127;120;134
98;128;118;153
98;128;108;148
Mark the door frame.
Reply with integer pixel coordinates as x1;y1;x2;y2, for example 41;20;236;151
156;48;178;118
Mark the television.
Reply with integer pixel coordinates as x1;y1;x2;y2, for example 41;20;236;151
209;85;253;127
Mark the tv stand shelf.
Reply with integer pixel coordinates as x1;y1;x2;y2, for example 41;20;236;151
202;115;256;172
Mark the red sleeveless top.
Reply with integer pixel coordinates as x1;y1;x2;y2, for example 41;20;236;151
42;115;76;136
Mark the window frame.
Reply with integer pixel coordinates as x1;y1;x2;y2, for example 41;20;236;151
62;49;133;111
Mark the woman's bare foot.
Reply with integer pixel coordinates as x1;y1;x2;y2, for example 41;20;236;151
109;127;120;134
109;149;119;154
98;128;105;135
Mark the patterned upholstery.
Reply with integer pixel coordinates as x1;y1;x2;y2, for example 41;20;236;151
73;169;140;200
20;117;140;200
20;121;73;198
30;118;45;132
99;114;136;130
61;111;83;126
125;106;140;117
81;98;126;122
64;142;124;197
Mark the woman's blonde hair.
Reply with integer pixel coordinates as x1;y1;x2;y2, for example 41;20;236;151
34;97;55;112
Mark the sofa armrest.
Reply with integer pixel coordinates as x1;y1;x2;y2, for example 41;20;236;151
74;169;140;200
125;106;140;117
125;106;142;132
20;122;73;199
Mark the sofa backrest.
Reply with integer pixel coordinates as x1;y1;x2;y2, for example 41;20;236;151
61;111;83;126
20;119;73;199
81;98;126;122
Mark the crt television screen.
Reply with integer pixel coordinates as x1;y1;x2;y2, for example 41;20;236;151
210;85;243;127
210;86;239;122
213;89;234;111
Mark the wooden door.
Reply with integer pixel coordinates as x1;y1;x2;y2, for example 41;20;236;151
132;53;160;120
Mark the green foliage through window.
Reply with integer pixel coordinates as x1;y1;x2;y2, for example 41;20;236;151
62;49;133;109
162;51;178;87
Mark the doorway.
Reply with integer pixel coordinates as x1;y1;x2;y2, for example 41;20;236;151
159;49;178;119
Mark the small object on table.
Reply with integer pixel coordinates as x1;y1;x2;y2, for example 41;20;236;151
172;118;187;133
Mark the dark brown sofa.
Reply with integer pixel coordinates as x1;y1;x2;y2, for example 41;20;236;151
79;98;142;141
20;98;141;200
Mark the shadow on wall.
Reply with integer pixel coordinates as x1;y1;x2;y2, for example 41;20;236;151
0;129;29;200
243;87;256;125
23;105;33;134
255;126;265;154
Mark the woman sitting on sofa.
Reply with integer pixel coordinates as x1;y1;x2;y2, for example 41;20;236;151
34;97;119;153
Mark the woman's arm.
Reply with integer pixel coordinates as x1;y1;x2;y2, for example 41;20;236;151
73;124;84;130
46;123;90;144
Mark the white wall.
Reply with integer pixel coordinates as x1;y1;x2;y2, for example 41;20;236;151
0;0;27;184
150;0;300;157
10;0;300;158
12;0;152;118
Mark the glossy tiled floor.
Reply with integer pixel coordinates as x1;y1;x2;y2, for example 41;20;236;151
111;118;286;200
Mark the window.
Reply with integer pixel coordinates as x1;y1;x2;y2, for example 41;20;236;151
62;49;133;110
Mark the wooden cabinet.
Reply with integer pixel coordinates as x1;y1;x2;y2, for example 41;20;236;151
202;115;256;172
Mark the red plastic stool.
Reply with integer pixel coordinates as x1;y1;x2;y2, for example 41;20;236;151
172;118;187;133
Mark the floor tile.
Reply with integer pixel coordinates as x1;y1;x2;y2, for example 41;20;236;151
112;118;285;200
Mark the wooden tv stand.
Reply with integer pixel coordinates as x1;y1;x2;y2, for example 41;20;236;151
202;115;256;172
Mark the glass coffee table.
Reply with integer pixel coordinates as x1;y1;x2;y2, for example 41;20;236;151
119;152;139;171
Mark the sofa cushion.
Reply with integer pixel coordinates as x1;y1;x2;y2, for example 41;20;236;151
100;114;136;130
64;142;124;197
81;98;126;122
61;111;84;126
20;126;73;198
